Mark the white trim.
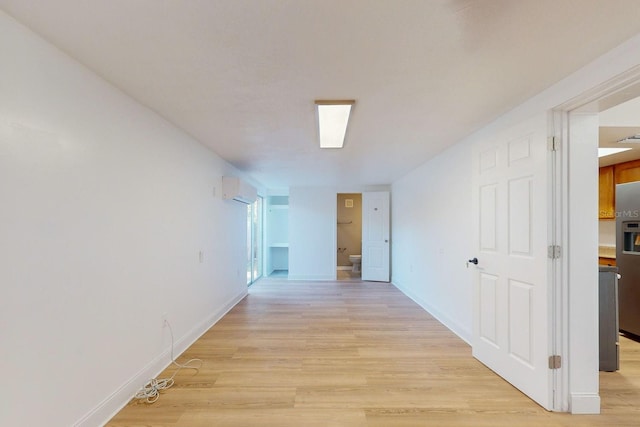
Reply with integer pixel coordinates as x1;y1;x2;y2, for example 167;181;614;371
569;393;601;415
337;266;353;271
393;280;472;345
551;110;570;413
547;113;563;412
555;64;640;112
73;290;248;427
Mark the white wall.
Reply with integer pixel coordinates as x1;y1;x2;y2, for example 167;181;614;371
391;141;474;342
288;186;391;281
599;220;616;247
0;11;249;427
289;187;337;280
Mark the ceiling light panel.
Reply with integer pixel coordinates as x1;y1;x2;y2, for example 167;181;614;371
598;147;632;158
316;101;354;149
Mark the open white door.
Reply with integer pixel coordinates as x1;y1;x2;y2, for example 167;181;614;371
471;113;553;410
362;191;390;282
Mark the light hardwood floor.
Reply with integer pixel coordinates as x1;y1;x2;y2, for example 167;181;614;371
107;279;640;426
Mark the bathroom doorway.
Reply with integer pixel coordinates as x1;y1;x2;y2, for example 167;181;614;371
337;193;362;280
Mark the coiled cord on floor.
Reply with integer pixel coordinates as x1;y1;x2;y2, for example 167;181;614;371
135;320;203;403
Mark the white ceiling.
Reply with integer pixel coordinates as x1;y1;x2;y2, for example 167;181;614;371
3;1;640;189
599;96;640;167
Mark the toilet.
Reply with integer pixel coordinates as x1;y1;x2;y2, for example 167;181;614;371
348;254;362;274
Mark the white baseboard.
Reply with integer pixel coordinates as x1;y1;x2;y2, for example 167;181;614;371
74;289;248;427
288;275;336;281
570;393;601;414
337;266;352;271
392;279;472;345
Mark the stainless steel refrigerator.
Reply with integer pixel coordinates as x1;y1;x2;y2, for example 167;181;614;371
616;181;640;337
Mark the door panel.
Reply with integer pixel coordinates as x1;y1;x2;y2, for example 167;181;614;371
508;279;533;365
508;176;533;255
362;191;390;282
472;114;551;410
480;184;498;251
479;273;499;346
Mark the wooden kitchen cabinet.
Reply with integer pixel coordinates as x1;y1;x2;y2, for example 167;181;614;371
599;165;615;219
599;257;617;266
599;159;640;219
615;158;640;184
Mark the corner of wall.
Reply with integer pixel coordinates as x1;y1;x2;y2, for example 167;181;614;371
74;290;247;427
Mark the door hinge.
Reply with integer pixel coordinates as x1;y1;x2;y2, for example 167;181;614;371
548;245;561;259
548;136;559;151
549;355;562;369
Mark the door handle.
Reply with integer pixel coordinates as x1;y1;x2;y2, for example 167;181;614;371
467;257;478;267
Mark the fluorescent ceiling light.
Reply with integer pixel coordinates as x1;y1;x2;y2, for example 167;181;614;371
617;135;640;143
598;147;632;158
316;100;354;148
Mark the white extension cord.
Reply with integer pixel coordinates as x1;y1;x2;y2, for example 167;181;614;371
134;319;203;403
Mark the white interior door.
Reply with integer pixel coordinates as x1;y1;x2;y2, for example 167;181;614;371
362;191;390;282
471;113;552;410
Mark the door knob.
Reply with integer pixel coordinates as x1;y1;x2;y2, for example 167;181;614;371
467;257;479;267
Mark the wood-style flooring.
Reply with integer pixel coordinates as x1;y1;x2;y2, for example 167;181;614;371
107;279;640;426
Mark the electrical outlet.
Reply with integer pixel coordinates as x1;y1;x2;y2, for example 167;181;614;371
162;312;168;327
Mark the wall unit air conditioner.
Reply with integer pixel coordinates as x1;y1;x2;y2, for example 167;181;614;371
222;176;257;204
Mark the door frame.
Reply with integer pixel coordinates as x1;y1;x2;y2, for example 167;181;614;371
549;110;566;412
554;64;640;413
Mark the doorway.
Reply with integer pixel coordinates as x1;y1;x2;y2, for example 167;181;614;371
337;193;362;281
265;195;289;277
246;196;263;286
557;68;640;413
595;94;640;400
